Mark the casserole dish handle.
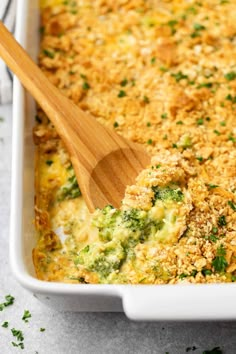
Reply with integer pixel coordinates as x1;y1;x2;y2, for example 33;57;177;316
122;285;236;321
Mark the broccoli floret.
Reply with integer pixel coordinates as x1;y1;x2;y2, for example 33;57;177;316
92;206;121;242
75;242;125;280
57;174;81;201
122;209;147;232
152;186;184;203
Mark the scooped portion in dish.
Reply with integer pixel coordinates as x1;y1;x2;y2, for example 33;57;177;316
33;0;236;284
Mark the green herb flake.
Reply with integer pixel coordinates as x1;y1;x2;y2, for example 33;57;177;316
147;139;153;145
113;121;119;128
40;328;46;332
224;71;236;81
159;66;168;72
2;321;9;328
176;120;183;125
11;328;24;342
167;20;178;34
228;200;236;211
206;183;219;190
179;273;188;279
212;245;228;272
146;122;151;127
196;156;203;162
151;57;156;64
197;118;204;125
82;82;90;90
161;113;167;119
43;49;55;59
220;121;226;126
143;95;150;104
193;23;206;31
171;71;188;82
218;215;227;226
213;129;221;135
228;134;236;143
12;342;24;349
45;160;53;166
197;82;213;89
0;294;15;311
120;78;128;87
22;310;31;323
225;94;236;103
0;117;4;122
118;90;126;98
202;269;212;276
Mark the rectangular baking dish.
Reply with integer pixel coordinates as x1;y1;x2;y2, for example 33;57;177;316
10;0;236;320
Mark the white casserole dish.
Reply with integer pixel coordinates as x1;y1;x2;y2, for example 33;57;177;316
10;0;236;320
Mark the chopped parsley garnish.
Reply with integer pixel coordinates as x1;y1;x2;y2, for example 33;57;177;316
118;90;126;98
12;342;24;349
218;215;227;226
159;66;168;72
171;71;188;82
167;20;178;34
179;273;188;279
197;82;213;89
147;139;153;145
113;121;119;128
0;294;15;311
224;71;236;81
196;156;203;162
80;74;87;79
202;269;212;276
146;122;151;127
161;113;167;119
120;78;128;87
40;328;46;332
191;23;206;38
22;310;31;323
2;321;9;328
212;245;228;272
172;143;178;148
196;118;204;125
43;49;55;58
82;82;90;90
45;160;53;166
193;23;206;31
228;134;236;143
228;200;236;211
11;328;24;342
151;57;156;64
143;95;150;104
206;183;219;189
213;129;221;135
220;121;226;126
225;94;236;103
176;120;183;125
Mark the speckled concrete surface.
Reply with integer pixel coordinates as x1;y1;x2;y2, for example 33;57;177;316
0;104;236;354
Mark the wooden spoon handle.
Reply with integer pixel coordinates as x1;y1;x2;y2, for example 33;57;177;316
0;21;127;165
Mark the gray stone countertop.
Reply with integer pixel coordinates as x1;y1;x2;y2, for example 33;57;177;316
0;104;236;354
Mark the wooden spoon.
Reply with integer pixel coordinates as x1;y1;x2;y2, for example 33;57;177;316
0;22;150;212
